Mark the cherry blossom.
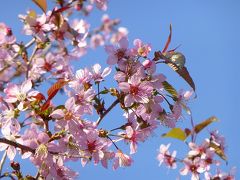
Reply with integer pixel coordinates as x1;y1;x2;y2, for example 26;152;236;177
119;74;153;107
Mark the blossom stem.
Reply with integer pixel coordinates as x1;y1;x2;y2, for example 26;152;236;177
107;136;119;150
26;46;38;79
96;99;119;126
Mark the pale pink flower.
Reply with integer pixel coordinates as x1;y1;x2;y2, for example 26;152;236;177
71;19;89;48
4;79;37;111
110;27;128;44
50;97;81;121
119;74;153;107
136;96;163;121
188;140;210;157
78;129;111;166
22;12;54;41
101;151;115;168
113;150;133;170
105;37;130;65
0;23;16;45
90;34;105;48
157;144;177;169
205;167;236;180
132;39;151;57
180;157;206;180
49;21;72;43
0;122;21;160
124;126;139;154
90;0;108;11
74;68;92;85
91;64;111;82
71;85;95;114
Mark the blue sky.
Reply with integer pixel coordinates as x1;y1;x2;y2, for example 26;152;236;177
0;0;239;179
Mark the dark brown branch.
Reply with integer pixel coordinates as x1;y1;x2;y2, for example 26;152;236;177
0;138;35;154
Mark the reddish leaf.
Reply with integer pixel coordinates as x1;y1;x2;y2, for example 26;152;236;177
184;128;191;137
162;24;172;53
176;66;195;91
162;54;195;91
32;0;47;13
32;93;46;101
41;99;51;111
47;79;68;100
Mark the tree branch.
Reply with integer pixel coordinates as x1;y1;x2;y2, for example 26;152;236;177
96;99;119;126
0;138;35;154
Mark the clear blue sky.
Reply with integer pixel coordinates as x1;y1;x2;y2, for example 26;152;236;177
0;0;239;179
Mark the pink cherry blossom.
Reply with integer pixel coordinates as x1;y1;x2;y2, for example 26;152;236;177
157;144;177;169
4;79;37;111
0;121;21;160
0;23;16;45
105;37;130;65
119;74;153;107
180;157;206;180
90;34;105;48
132;39;151;57
113;150;133;170
21;12;55;41
90;0;108;11
91;63;111;82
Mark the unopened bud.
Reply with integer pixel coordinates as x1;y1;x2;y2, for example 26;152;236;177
10;161;20;171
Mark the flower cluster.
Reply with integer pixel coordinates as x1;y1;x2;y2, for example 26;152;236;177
0;0;235;179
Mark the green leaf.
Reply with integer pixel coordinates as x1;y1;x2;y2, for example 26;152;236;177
32;0;47;13
194;116;218;134
162;81;178;98
162;128;186;141
210;142;227;161
100;89;109;94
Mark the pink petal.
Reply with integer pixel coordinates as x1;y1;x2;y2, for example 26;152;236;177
65;97;75;111
92;64;101;74
21;79;32;93
124;94;134;107
7;146;16;160
119;37;128;49
101;67;111;78
133;39;142;47
107;55;118;65
105;45;115;54
50;109;65;119
118;82;130;93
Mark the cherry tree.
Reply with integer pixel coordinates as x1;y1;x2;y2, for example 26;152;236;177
0;0;236;179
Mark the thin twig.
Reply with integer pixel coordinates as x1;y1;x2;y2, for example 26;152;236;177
26;46;38;79
0;151;7;175
96;99;119;126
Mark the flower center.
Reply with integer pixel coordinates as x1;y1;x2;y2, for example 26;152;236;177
65;111;73;121
190;165;197;172
116;49;125;59
130;85;139;95
87;140;96;153
16;93;26;101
